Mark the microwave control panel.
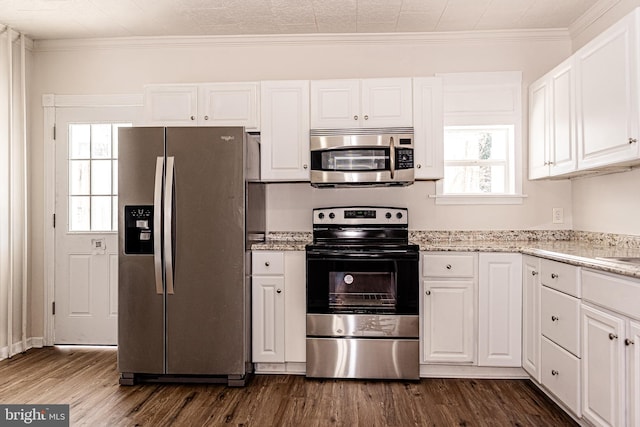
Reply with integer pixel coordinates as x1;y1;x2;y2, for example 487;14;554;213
396;148;414;169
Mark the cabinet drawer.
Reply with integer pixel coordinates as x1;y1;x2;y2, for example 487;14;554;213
423;253;475;278
540;259;580;297
582;269;640;320
252;251;285;275
541;286;580;357
541;336;581;417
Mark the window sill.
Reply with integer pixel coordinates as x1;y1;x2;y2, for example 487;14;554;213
429;194;528;205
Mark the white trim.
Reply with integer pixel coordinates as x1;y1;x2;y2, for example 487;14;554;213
41;93;143;346
419;364;528;378
33;29;570;52
0;337;43;361
254;362;306;375
430;193;528;205
569;0;622;39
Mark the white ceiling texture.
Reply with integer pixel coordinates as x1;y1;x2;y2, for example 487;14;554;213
0;0;602;40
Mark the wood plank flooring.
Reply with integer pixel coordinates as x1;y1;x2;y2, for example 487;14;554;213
0;347;577;426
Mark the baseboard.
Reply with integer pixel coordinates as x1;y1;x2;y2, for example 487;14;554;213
254;362;306;375
420;364;529;379
0;337;45;361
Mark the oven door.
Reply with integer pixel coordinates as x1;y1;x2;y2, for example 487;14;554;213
306;247;419;315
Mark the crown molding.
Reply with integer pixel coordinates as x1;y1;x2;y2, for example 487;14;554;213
33;29;570;52
568;0;621;38
0;25;35;50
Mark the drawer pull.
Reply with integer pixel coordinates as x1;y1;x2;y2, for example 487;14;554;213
551;273;558;279
277;289;282;294
625;338;635;346
609;333;618;341
446;264;452;270
425;290;431;295
531;270;538;276
551;316;559;322
265;261;270;267
551;370;558;376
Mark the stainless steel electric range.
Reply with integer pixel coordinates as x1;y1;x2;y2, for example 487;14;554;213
305;206;420;380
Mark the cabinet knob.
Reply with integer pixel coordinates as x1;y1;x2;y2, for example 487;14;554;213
551;273;558;279
551;315;559;322
277;289;282;294
532;270;538;276
354;115;359;120
425;290;431;295
303;164;308;169
609;333;618;340
629;137;637;144
265;261;270;267
204;115;209;120
417;164;422;169
625;338;635;346
364;115;369;120
551;370;559;376
190;116;196;121
446;264;452;270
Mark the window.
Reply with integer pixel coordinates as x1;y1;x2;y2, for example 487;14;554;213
434;71;524;205
443;125;515;195
68;122;131;231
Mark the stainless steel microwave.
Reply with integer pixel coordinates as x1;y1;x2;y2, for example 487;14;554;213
309;128;415;187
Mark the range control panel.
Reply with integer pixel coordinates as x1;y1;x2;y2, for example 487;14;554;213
313;206;408;226
124;205;154;254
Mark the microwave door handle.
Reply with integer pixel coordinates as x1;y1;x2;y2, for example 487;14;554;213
164;156;175;295
153;157;164;295
389;136;395;179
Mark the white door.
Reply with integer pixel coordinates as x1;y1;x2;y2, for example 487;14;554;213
310;79;360;128
198;82;260;129
54;107;136;344
252;276;285;363
522;255;541;381
630;320;640;427
360;78;413;128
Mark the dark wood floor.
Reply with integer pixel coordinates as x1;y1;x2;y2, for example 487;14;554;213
0;347;577;426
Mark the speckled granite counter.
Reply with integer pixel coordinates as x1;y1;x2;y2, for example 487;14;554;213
252;231;640;279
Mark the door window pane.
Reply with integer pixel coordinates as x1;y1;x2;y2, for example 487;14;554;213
68;122;131;232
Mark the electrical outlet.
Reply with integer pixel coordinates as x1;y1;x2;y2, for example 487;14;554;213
552;207;564;224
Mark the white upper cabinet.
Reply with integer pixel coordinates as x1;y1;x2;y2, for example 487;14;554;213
198;83;260;129
310;78;412;129
576;9;640;170
412;77;444;179
143;85;199;126
260;80;310;181
528;57;577;180
142;82;260;130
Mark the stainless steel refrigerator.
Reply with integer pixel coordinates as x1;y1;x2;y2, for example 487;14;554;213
117;127;265;386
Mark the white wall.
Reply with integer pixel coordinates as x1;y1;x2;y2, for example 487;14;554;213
28;32;573;336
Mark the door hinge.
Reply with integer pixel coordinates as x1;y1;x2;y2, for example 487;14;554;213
53;125;56;140
52;301;55;315
53;213;56;228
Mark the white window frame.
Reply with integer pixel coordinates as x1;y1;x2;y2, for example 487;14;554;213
432;72;526;205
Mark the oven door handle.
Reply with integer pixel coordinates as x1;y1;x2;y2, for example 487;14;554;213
306;250;418;259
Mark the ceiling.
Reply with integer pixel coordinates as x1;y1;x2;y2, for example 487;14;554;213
0;0;602;40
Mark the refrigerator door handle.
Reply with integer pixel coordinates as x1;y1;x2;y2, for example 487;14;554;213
165;156;175;295
153;156;164;295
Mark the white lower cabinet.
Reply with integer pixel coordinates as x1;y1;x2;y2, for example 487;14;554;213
478;253;522;367
541;335;581;416
630;321;640;427
421;252;477;364
252;251;306;367
522;255;541;381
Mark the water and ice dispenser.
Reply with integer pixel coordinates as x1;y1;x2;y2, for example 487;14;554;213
124;205;154;254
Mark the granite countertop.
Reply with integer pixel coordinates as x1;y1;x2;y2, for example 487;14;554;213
252;231;640;279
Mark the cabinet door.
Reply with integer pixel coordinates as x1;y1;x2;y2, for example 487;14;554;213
576;11;640;170
478;253;522;367
522;256;541;382
143;85;198;126
549;58;578;176
310;79;360;129
198;83;260;129
413;77;444;179
582;304;626;427
528;76;550;179
630;320;640;427
361;78;413;128
252;276;285;363
260;80;310;181
422;280;474;363
284;251;306;363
